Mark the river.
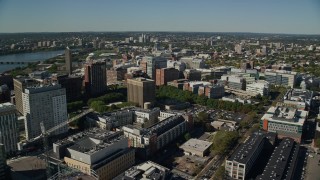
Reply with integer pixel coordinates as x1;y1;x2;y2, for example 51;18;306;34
0;50;65;73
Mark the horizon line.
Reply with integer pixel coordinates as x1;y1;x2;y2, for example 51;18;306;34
0;30;319;36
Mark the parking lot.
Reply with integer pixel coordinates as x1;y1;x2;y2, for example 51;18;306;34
305;150;320;180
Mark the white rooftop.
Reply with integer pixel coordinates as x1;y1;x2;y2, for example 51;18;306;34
261;106;307;126
180;138;212;153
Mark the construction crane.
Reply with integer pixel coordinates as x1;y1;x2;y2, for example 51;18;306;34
20;108;94;149
40;121;51;178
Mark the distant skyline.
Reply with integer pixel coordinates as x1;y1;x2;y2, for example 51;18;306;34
0;0;320;34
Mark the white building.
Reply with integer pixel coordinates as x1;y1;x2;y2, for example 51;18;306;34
0;103;19;153
22;84;68;140
134;108;160;128
246;81;269;96
264;70;296;88
225;132;266;180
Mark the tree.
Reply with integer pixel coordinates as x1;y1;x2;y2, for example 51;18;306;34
67;101;84;112
214;166;225;180
211;131;239;155
197;111;209;123
90;100;107;113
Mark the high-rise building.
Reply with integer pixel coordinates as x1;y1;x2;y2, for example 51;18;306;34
0;103;19;153
127;78;155;108
22;84;68;140
261;45;267;56
155;68;180;86
84;60;107;96
0;144;6;179
235;44;242;54
0;85;10;103
13;78;38;115
65;47;72;74
53;75;83;102
144;56;167;79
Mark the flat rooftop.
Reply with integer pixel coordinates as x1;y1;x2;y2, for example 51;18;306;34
120;161;169;180
180;138;212;153
228;132;265;164
283;88;313;103
8;156;46;178
256;138;300;180
55;128;124;154
261;106;307;126
0;102;15;112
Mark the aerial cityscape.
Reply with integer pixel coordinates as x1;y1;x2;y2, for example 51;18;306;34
0;0;320;180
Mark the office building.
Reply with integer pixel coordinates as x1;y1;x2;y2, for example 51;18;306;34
144;56;167;79
53;75;83;102
198;84;225;99
106;67;127;85
180;57;206;69
87;107;160;130
134;107;160;128
264;70;296;88
225;132;266;180
0;74;13;89
84;60;107;96
65;47;72;74
167;60;186;71
0;84;10;103
86;109;133;130
22;84;68;140
184;69;201;81
261;106;308;143
261;45;267;56
127;78;155;108
119;161;170;179
123;115;187;158
13;78;38;115
183;81;211;94
246;81;269;96
167;79;189;89
279;88;313;110
256;138;299;180
155;68;180;86
221;75;246;90
53;128;135;180
0;103;19;153
235;44;242;54
0;144;6;179
29;71;50;80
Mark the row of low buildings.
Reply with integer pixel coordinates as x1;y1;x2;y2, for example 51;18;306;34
86;107;161;130
226;88;313;179
226;132;299;180
122;114;192;158
44;110;194;179
260;88;313;143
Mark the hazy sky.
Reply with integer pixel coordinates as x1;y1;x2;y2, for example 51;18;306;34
0;0;320;34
